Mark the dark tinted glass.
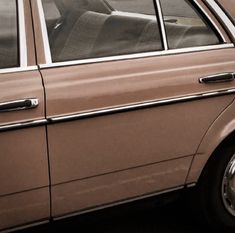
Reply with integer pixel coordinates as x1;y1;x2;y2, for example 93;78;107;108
0;0;18;69
160;0;221;49
42;0;163;62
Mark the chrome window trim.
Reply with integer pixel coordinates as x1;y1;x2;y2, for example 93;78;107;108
39;43;234;69
1;87;235;132
0;0;31;72
36;0;52;64
37;0;234;68
155;0;168;50
18;0;28;68
194;0;226;42
206;0;235;41
0;66;38;74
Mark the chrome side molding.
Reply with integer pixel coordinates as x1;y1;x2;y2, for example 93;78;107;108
0;99;39;112
1;88;235;132
0;119;46;132
50;88;235;124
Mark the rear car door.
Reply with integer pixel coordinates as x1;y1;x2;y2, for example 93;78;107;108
0;0;49;231
33;0;235;218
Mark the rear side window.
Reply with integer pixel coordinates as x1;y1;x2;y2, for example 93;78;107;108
160;0;221;49
42;0;163;63
0;0;18;69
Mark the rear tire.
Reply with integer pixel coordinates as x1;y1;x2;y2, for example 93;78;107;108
198;146;235;232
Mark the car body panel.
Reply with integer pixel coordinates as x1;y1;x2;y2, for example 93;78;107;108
52;156;192;217
0;0;235;231
0;71;50;230
40;47;235;217
187;97;235;183
0;0;50;230
0;188;49;231
217;0;235;24
0;71;44;126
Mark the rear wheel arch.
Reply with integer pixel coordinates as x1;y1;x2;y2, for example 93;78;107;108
186;98;235;184
197;130;235;184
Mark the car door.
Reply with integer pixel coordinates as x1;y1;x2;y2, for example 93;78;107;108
0;0;49;231
33;0;235;218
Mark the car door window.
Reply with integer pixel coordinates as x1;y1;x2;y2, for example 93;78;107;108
0;0;18;69
160;0;221;49
42;0;163;63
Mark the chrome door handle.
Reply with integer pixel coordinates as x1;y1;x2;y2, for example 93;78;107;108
199;73;235;84
0;98;39;112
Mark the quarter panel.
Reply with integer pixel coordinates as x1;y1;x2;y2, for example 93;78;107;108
187;98;235;183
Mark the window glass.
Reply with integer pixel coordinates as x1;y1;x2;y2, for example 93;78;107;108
42;0;163;63
0;0;18;69
160;0;221;49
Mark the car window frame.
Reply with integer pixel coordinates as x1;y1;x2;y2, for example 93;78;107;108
36;0;234;69
206;0;235;40
0;0;37;74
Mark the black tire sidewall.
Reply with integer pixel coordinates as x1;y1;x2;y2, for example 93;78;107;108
199;146;235;231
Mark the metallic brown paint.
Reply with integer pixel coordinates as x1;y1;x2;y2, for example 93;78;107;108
0;71;50;229
217;0;235;23
0;188;49;231
1;0;235;231
51;157;192;217
40;48;235;216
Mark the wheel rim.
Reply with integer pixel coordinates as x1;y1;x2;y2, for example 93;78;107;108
222;154;235;217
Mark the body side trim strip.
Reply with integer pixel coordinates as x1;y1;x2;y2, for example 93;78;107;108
54;185;185;221
50;88;235;123
1;88;235;132
0;119;47;132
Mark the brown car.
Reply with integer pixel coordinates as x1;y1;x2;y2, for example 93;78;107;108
0;0;235;232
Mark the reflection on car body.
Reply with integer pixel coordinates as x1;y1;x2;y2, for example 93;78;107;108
0;0;235;232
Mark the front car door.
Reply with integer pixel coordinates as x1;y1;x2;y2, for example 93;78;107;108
33;0;235;218
0;0;49;231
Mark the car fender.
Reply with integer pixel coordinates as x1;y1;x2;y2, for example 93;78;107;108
187;95;235;184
